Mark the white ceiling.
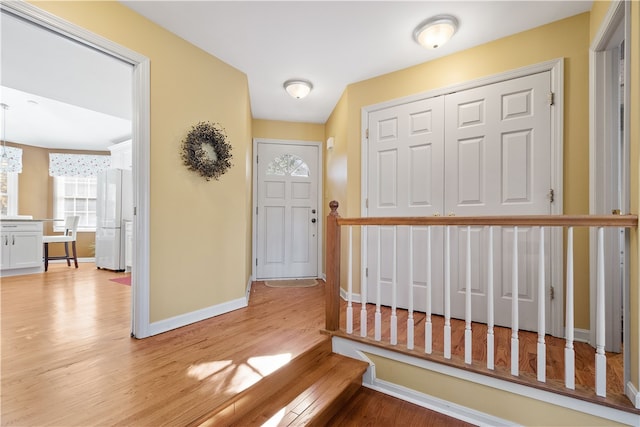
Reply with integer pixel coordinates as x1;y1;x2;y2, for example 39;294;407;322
1;1;593;150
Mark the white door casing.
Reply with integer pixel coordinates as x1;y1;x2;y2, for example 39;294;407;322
3;2;152;338
365;68;558;333
255;141;321;279
589;0;629;355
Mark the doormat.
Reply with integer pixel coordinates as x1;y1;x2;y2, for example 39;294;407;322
264;279;318;288
109;276;131;286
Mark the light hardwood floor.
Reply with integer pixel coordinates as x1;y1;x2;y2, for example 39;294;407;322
1;264;463;426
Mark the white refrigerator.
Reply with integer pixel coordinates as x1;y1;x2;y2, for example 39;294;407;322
95;169;132;271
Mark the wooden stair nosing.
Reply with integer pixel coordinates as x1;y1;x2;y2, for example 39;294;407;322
284;356;369;426
192;337;332;427
229;353;369;427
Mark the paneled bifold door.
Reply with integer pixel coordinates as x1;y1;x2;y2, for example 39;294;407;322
367;71;552;332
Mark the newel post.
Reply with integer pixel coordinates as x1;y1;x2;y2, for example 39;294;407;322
326;200;341;331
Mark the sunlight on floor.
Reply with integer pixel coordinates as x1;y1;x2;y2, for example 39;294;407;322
262;408;286;427
187;360;233;381
186;353;292;394
247;353;292;376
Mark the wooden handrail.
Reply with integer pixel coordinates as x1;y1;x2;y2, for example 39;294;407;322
337;214;638;228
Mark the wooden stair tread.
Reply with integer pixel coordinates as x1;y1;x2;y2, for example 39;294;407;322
192;338;333;427
230;353;368;426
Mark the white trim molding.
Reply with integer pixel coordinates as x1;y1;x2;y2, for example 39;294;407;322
2;1;152;338
626;381;640;410
149;297;248;337
332;336;640;426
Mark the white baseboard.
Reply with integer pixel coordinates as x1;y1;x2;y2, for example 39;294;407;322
626;381;640;410
339;287;362;304
332;336;640;426
245;276;254;303
367;379;517;427
49;257;95;264
573;328;590;343
149;296;247;336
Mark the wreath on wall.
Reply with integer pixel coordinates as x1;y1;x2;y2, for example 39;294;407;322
181;121;233;181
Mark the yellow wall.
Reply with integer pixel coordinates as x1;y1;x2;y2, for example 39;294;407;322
325;12;593;328
252;119;324;142
13;142;105;258
367;353;628;426
30;1;253;322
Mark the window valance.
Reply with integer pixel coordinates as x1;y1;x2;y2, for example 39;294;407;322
1;146;23;173
49;153;111;177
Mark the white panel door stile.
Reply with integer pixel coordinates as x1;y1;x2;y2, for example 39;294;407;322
256;142;319;279
366;71;552;332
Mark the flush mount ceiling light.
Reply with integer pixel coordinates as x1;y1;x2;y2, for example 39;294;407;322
284;79;313;99
413;15;459;49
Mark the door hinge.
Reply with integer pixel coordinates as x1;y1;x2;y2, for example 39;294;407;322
256;155;259;164
256;206;258;215
548;92;555;106
550;286;555;300
365;198;368;209
365;267;368;277
133;207;137;215
256;258;258;266
549;188;555;203
365;128;369;139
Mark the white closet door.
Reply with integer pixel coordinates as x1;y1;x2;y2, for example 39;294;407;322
444;71;552;331
366;96;445;312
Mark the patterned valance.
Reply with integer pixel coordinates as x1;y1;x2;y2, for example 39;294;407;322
49;153;111;177
1;146;23;173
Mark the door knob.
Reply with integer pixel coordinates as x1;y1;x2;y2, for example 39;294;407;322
311;218;316;223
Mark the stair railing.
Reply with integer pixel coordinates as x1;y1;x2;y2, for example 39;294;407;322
325;200;637;400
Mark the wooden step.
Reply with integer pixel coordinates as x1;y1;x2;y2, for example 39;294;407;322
190;337;369;426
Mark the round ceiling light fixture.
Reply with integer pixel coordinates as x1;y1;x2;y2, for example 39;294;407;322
283;79;313;99
413;15;459;49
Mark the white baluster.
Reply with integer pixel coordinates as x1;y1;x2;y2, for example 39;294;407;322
565;227;575;390
425;226;433;354
390;226;398;345
360;234;368;338
346;226;353;334
444;226;451;359
465;225;472;365
407;226;414;350
537;226;546;382
511;226;519;377
487;226;494;370
595;227;607;397
375;227;382;341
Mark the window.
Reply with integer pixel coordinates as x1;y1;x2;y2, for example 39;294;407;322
53;176;97;232
266;154;310;177
0;170;18;217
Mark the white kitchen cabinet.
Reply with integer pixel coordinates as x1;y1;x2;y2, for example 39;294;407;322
109;140;132;170
1;220;44;276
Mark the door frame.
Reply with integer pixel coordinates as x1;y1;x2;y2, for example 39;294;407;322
252;138;323;280
589;0;630;368
361;58;565;337
3;2;152;338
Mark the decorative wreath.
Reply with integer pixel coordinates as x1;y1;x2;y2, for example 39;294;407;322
181;121;233;181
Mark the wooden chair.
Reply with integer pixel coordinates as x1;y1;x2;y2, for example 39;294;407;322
43;216;79;272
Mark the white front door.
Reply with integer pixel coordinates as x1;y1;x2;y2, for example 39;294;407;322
256;142;319;279
366;71;552;332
